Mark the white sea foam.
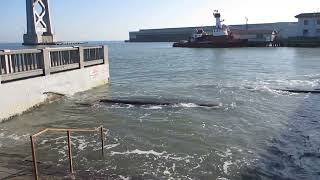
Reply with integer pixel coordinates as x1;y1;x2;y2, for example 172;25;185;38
223;161;233;174
105;143;120;150
7;134;29;141
119;175;131;180
78;138;88;151
143;106;163;110
163;167;171;176
303;73;320;77
217;177;229;180
94;143;120;151
225;148;232;157
40;139;49;145
111;149;166;156
172;103;199;108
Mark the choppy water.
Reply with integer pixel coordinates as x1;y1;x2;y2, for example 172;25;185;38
1;42;320;180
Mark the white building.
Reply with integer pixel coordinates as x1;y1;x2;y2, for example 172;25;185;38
295;13;320;37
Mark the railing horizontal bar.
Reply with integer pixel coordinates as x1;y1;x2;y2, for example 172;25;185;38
32;126;103;138
1;69;44;82
82;46;102;50
46;128;101;132
47;48;78;52
50;63;79;73
32;129;50;137
84;59;104;66
0;50;41;55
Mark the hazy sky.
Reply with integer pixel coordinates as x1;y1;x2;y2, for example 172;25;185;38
0;0;319;42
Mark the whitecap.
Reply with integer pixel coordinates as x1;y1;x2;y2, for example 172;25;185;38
7;134;23;141
143;106;162;110
225;148;232;157
40;139;49;145
105;143;120;150
217;177;229;180
119;175;131;180
111;149;166;156
163;167;171;176
94;143;120;151
78;139;88;151
223;161;233;174
174;103;199;108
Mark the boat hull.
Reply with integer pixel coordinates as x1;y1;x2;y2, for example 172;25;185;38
173;40;249;48
173;35;270;48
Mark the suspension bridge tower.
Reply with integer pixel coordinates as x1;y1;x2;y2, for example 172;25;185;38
23;0;55;45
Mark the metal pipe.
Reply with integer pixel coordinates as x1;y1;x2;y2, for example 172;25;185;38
30;126;104;178
100;126;104;156
30;136;39;180
67;131;74;174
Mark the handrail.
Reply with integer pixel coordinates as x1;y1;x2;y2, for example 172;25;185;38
47;47;78;52
82;46;103;50
30;126;105;180
0;45;107;83
0;49;41;56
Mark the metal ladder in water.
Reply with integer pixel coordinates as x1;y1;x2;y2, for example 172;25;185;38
30;126;105;180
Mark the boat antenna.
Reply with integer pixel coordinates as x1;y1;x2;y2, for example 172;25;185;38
245;17;249;30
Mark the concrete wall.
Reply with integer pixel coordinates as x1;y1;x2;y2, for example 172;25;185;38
0;63;109;122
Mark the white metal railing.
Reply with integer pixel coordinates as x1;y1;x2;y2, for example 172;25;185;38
0;45;108;83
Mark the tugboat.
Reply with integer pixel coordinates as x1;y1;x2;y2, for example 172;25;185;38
173;10;248;48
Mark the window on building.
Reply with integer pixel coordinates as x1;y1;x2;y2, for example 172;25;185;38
303;29;309;36
317;19;320;25
304;20;309;25
317;29;320;33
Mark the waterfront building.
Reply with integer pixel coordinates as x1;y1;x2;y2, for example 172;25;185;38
295;13;320;37
129;22;298;42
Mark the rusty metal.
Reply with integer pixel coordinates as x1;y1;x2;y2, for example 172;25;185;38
30;136;39;180
67;130;74;174
29;126;105;179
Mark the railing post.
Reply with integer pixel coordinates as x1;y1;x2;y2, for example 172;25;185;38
30;136;39;180
100;126;104;156
102;45;108;65
77;46;84;69
67;130;74;174
42;48;51;75
3;50;11;74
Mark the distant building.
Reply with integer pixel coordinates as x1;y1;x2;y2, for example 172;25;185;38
295;13;320;37
129;22;297;42
128;13;320;42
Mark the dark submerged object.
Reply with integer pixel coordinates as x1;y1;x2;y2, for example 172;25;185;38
100;99;219;108
276;89;320;94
